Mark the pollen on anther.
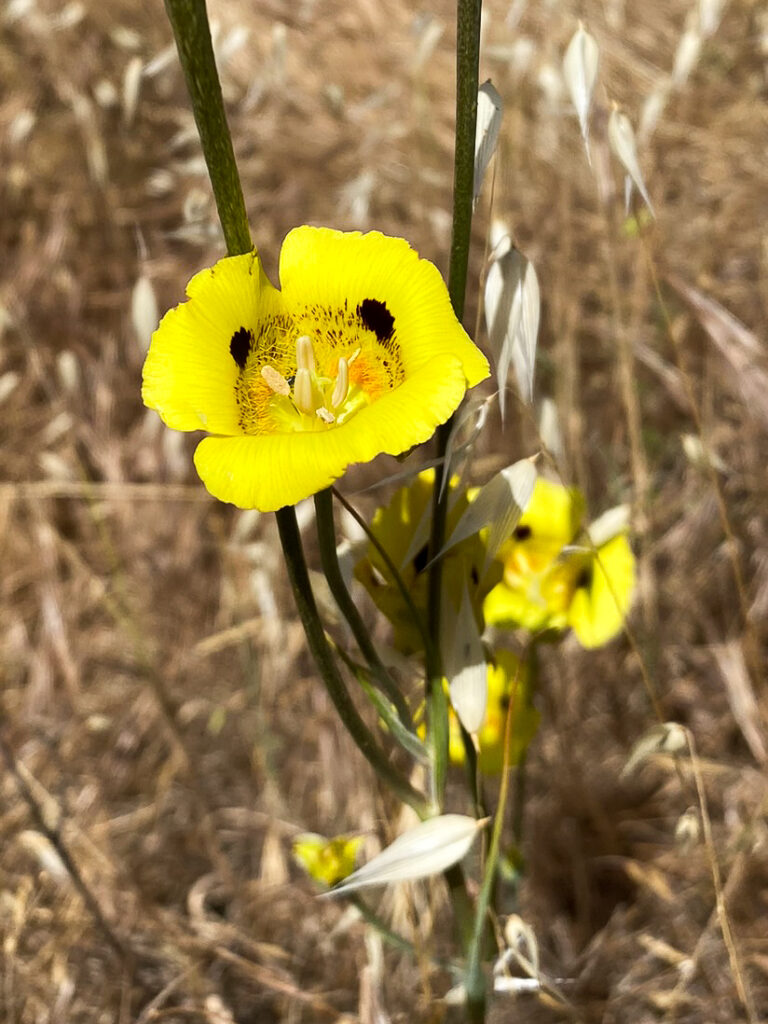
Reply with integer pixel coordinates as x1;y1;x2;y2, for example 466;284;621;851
261;365;290;396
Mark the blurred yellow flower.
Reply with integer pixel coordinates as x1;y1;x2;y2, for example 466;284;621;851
293;832;364;888
483;478;635;648
354;469;500;654
448;650;539;775
142;228;489;512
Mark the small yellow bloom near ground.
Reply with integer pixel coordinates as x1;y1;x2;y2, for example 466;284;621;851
142;228;489;511
293;832;364;888
448;650;540;775
354;469;500;654
484;478;636;648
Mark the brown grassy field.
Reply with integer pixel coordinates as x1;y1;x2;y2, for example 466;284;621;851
1;0;767;1020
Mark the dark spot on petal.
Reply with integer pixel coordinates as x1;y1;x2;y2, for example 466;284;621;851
514;524;532;540
230;327;252;370
575;565;593;590
470;566;480;586
412;543;429;575
358;298;395;342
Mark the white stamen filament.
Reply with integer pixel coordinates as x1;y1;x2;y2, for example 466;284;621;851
293;368;315;416
316;406;335;423
331;357;349;409
296;334;315;374
348;347;361;366
261;365;290;396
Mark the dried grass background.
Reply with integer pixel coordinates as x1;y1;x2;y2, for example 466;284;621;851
1;0;768;1021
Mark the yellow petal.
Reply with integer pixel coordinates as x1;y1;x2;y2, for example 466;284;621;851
278;226;490;386
355;470;496;654
483;578;555;633
448;650;540;775
567;534;636;648
517;477;584;542
142;252;279;433
293;833;363;888
194;355;468;511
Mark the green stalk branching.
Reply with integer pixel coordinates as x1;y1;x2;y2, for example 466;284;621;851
165;0;426;818
426;0;483;812
276;508;427;816
315;488;412;728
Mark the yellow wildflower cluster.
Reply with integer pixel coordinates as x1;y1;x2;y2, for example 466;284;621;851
355;473;636;773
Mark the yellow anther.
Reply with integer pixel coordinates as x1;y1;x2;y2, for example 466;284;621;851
261;365;290;396
293;368;315;416
331;357;349;409
296;334;315;374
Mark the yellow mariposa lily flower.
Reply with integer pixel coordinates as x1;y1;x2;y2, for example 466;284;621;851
448;650;540;775
293;832;364;888
483;478;636;648
354;469;500;654
142;228;489;511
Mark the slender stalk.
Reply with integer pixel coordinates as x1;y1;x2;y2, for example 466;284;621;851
332;487;435;662
165;0;426;815
275;507;427;816
446;0;483;326
164;0;252;258
464;661;524;1021
426;0;483;812
315;489;412;728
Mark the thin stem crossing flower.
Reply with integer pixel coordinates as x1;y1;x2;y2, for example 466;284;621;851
143;228;489;512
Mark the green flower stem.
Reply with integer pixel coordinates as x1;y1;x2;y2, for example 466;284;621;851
165;0;426;816
164;0;252;258
275;507;427;817
463;663;526;1021
447;0;483;326
464;800;501;1022
426;0;483;811
314;488;413;729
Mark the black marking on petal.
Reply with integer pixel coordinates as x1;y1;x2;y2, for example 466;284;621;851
514;524;532;541
230;327;253;370
358;298;395;342
574;564;593;591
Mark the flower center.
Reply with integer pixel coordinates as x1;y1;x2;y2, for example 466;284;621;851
230;302;405;435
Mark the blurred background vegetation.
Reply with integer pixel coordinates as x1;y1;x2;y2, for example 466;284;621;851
1;0;767;1020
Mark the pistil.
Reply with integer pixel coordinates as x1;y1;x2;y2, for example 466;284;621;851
254;334;368;431
293;368;315;416
296;334;315;373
